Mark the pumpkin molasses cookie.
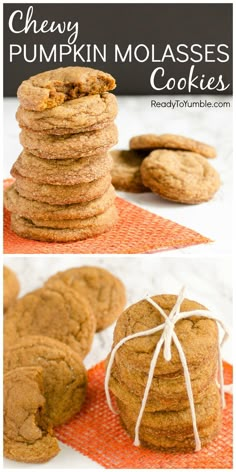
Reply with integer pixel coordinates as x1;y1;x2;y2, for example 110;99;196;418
13;170;111;205
16;93;118;135
4;335;87;426
109;349;218;411
12;150;113;185
130;133;216;158
30;204;117;229
10;204;118;242
112;295;218;376
117;384;221;452
46;266;126;332
20;123;118;159
4;366;60;463
5;184;116;221
3;265;20;312
17;66;116;111
4;281;96;357
140;150;220;204
111;149;150;193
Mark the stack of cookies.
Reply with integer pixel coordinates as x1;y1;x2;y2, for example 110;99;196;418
107;294;222;452
111;133;220;203
5;67;119;242
4;265;126;463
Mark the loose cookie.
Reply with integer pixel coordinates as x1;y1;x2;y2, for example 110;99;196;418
3;265;20;312
5;183;116;221
46;266;126;332
10;205;118;242
17;66;116;111
4;366;60;463
16;93;117;135
140;150;220;204
20;123;118;159
12;150;113;185
111;149;150;193
4;335;87;426
13;170;111;204
4;281;96;357
130;133;216;158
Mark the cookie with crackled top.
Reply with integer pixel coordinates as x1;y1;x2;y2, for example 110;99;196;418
46;266;126;332
17;66;116;111
130;133;216;158
112;294;218;376
140;150;220;204
4;335;87;426
4;281;96;357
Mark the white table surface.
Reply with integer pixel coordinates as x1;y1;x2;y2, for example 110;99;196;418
3;255;232;469
3;95;233;256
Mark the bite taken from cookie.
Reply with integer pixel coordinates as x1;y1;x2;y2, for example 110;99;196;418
4;366;60;463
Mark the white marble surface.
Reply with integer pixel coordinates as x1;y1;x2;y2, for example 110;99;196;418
3;255;233;468
3;96;233;255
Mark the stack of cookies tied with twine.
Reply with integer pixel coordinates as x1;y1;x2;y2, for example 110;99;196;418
4;67;118;242
105;287;229;452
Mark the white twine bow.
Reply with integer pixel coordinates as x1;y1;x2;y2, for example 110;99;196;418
105;287;230;452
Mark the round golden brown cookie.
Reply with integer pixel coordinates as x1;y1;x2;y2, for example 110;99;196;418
12;150;113;185
112;294;218;376
4;366;60;463
29;204;117;229
111;149;150;193
13;170;112;204
4;281;96;357
46;266;126;332
130;133;216;158
20;123;118;159
5;183;116;221
140;150;220;204
10;205;118;242
17;66;116;111
4;335;87;426
16;93;117;135
3;265;20;312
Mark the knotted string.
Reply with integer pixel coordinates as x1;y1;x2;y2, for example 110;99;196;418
105;287;229;451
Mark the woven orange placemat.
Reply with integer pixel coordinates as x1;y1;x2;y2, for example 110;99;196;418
4;179;211;254
55;361;232;469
